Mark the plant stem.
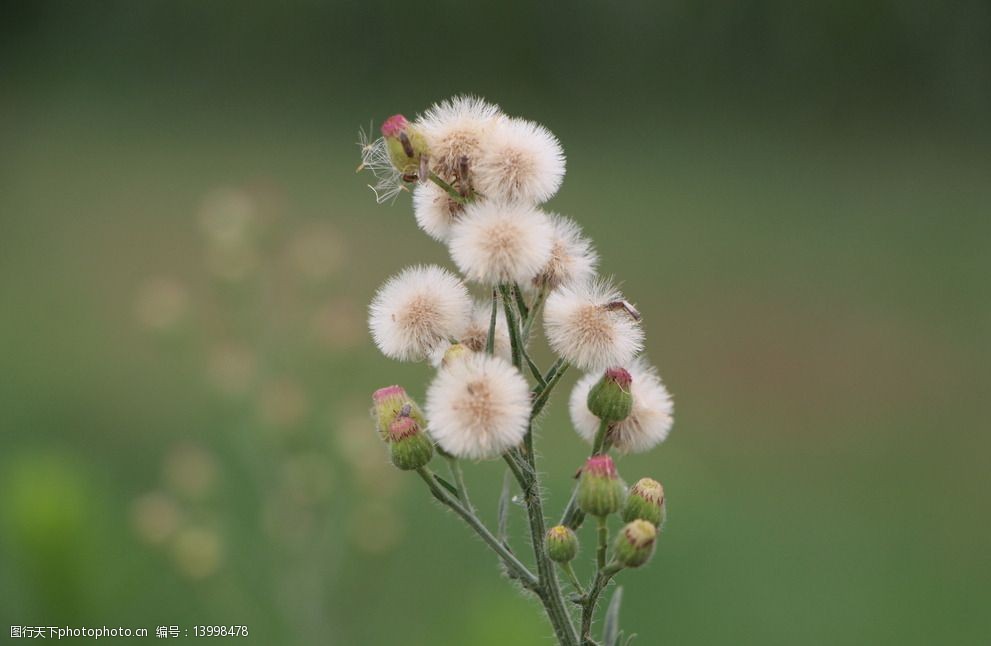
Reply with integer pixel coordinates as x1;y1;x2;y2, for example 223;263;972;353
560;562;585;595
445;455;473;511
596;517;608;570
522;284;549;342
427;171;468;204
499;284;524;370
580;563;623;645
415;467;537;588
499;284;579;645
486;289;498;355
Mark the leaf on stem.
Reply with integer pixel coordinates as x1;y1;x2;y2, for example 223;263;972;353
603;586;624;646
498;469;512;543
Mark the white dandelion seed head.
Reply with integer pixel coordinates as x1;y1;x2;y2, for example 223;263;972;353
474;117;565;204
569;359;674;453
543;279;644;371
416;95;503;181
368;265;472;362
459;299;513;362
357;126;406;204
448;201;555;286
425;353;531;459
412;182;465;242
531;214;598;291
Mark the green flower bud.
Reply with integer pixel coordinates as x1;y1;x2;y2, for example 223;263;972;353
578;455;625;517
381;114;428;176
440;342;471;367
545;525;579;563
371;385;426;440
587;367;633;423
387;417;433;471
623;478;665;526
614;519;657;568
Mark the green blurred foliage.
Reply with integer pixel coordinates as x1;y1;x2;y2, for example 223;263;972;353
1;1;989;644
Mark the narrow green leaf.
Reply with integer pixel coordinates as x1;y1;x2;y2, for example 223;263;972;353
433;474;459;497
603;586;624;646
498;469;512;542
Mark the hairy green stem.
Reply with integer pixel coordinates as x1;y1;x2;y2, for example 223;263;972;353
445;456;473;511
596;517;608;569
415;467;537;588
486;289;498;355
560;562;585;596
580;563;623;645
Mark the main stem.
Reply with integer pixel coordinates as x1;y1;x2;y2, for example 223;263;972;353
500;284;579;646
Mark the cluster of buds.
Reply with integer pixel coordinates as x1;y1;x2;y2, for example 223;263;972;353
372;385;433;471
575;454;665;568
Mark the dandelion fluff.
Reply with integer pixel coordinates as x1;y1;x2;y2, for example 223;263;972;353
416;95;503;181
569;359;673;453
368;265;472;362
425;353;530;459
413;182;464;242
449;201;555;286
474;117;565;204
543;280;644;371
531;214;598;290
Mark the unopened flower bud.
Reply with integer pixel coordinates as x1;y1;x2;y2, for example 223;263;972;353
372;385;426;440
578;455;625;517
545;525;579;563
441;342;471;366
387;416;433;470
623;478;665;526
614;519;657;568
381;114;428;176
587;367;633;423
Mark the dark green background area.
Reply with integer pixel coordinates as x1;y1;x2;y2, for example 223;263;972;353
2;2;989;644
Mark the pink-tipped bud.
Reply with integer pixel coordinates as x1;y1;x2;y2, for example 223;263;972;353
387;416;419;441
380;114;409;138
380;113;428;175
578;455;625;517
371;385;426;440
587;367;634;423
386;416;433;470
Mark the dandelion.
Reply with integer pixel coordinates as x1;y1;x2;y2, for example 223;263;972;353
413;181;464;242
474;116;565;204
425;353;530;459
543;280;644;371
448;201;555;286
569;359;673;453
368;265;472;361
416;95;502;182
531;214;598;291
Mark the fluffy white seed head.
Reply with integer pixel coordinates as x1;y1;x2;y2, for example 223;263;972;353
570;359;673;453
368;265;472;362
474;117;565;204
449;201;555;286
460;299;513;362
412;182;464;242
543;280;644;371
416;95;502;181
531;214;598;291
425;353;531;459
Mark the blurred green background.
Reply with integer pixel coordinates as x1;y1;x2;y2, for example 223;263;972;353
2;1;990;644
